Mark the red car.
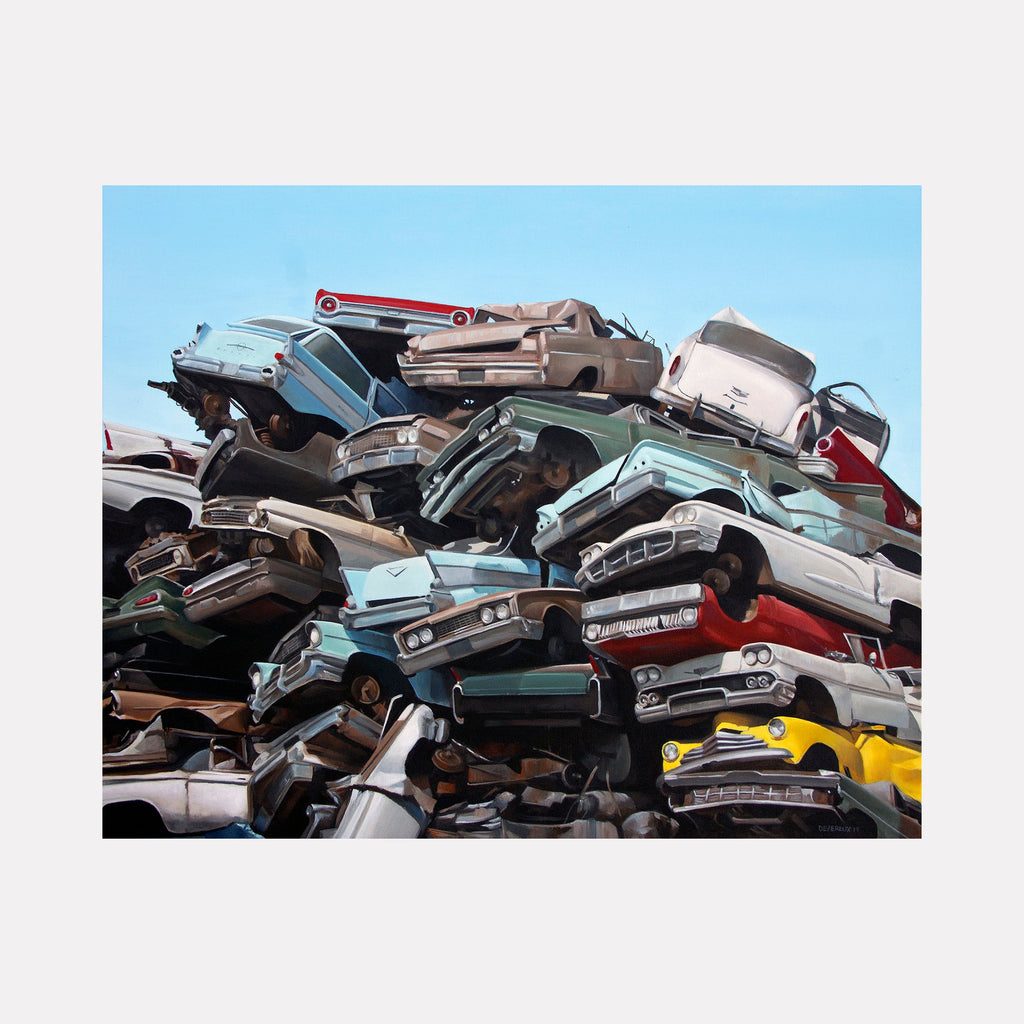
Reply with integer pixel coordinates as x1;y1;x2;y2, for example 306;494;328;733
813;428;921;534
581;582;920;671
313;290;476;334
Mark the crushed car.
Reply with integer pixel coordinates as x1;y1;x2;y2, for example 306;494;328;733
398;299;663;394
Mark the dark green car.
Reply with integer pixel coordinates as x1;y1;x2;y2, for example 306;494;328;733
103;576;224;651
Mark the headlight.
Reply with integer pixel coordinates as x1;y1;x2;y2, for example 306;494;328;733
757;647;772;664
407;427;419;444
768;718;787;738
397;427;409;444
673;507;687;524
743;650;758;666
498;408;514;427
247;509;262;526
406;633;420;650
746;676;760;689
308;626;322;647
249;668;261;686
647;667;661;683
419;627;434;644
477;427;490;443
480;606;495;625
336;442;347;459
172;549;184;565
662;742;680;762
432;471;445;485
635;669;649;685
495;603;511;620
758;674;772;688
681;606;698;625
585;623;599;640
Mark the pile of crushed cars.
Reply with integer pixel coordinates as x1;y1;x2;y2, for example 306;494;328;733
103;293;922;838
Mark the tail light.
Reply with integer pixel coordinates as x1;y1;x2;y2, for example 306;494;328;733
134;593;159;607
452;310;470;326
797;411;809;434
668;355;681;377
182;585;194;597
104;428;113;451
319;295;338;313
274;352;285;361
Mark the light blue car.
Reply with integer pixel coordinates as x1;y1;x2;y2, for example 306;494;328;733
248;616;452;721
533;438;918;569
337;546;557;632
160;315;427;443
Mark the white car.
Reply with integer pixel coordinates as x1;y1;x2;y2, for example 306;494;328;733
651;307;816;455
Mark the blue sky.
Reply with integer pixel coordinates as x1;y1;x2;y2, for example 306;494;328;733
103;185;920;494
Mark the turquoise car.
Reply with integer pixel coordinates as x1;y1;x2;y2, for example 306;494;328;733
533;438;916;569
153;315;427;444
248;615;452;723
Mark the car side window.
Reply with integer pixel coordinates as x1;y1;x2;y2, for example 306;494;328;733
300;332;372;399
590;316;612;338
372;383;405;417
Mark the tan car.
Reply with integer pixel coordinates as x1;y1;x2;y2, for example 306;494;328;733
398;299;663;394
395;587;584;675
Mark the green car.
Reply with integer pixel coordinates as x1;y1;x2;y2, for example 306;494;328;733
103;576;223;650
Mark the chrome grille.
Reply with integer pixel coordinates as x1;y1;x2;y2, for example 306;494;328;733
592;607;692;639
432;609;482;641
347;428;399;457
587;531;675;582
131;548;178;580
274;628;309;666
205;507;251;526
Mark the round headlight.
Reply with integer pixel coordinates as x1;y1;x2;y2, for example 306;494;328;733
419;627;434;644
172;549;184;565
405;633;420;650
498;408;514;427
585;623;599;640
743;650;758;666
647;667;661;683
249;668;261;686
684;506;697;522
478;428;491;443
681;606;697;625
581;550;593;564
635;669;649;685
308;626;322;647
673;508;686;525
407;427;419;444
759;674;772;688
768;718;787;739
480;607;495;625
757;647;772;664
396;427;409;444
336;442;347;459
432;471;445;485
662;742;680;763
495;603;511;620
648;692;660;704
247;509;262;526
746;676;759;688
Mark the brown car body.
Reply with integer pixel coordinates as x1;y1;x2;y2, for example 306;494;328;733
395;586;584;674
398;299;662;394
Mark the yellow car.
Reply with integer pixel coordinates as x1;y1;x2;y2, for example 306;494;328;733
661;712;920;803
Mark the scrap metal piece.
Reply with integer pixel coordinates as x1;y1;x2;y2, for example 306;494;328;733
330;703;448;838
